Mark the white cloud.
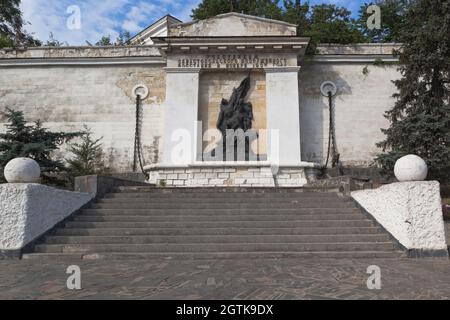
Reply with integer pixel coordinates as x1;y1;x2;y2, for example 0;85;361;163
122;20;142;33
20;0;205;45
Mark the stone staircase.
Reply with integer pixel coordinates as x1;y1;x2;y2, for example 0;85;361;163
23;187;405;260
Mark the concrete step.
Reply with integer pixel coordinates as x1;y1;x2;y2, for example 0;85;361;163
64;220;375;229
98;197;350;204
82;208;360;215
90;202;356;209
34;242;397;253
72;214;365;222
43;234;391;244
24;186;404;260
23;251;405;260
103;193;347;200
112;187;337;194
54;227;385;236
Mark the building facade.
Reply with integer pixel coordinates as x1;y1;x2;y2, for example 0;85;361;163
0;13;401;186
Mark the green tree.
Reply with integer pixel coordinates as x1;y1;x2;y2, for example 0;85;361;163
0;0;41;47
67;125;109;177
0;108;80;185
116;31;131;45
191;1;366;51
95;35;113;46
45;32;66;47
357;0;411;43
89;33;131;46
191;0;283;20
282;0;310;35
307;4;367;46
376;0;450;182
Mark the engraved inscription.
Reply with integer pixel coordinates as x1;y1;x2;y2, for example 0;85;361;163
177;55;288;69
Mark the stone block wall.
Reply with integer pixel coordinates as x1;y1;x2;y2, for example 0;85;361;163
299;61;400;166
152;166;307;187
0;63;165;172
0;44;402;173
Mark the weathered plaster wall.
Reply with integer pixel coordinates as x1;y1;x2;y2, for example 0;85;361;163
299;62;400;166
199;70;267;155
0;64;165;172
0;44;401;171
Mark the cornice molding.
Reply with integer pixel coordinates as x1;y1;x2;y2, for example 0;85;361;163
0;56;166;67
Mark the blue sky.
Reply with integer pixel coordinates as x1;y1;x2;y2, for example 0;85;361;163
21;0;367;45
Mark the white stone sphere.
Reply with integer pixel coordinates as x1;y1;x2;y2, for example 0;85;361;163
394;154;428;182
4;157;41;183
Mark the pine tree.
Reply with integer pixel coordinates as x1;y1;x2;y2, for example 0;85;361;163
67;125;109;177
0;108;80;185
376;0;450;182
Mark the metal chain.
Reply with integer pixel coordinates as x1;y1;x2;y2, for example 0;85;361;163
323;91;341;170
133;95;149;179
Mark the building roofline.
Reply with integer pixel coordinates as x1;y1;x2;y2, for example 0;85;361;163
130;14;182;42
172;12;298;28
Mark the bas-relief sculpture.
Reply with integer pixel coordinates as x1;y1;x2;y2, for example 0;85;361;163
207;74;262;161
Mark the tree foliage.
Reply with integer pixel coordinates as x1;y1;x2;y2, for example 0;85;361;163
0;0;41;47
357;0;411;43
307;4;366;47
376;0;450;182
0;108;80;185
192;0;283;21
87;32;132;46
67;125;109;177
282;0;309;35
191;0;366;47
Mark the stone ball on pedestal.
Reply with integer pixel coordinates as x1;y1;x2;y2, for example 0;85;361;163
394;154;428;182
4;157;41;183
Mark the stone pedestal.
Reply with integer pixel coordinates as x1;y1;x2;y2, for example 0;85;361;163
146;163;309;187
352;181;448;257
0;184;92;254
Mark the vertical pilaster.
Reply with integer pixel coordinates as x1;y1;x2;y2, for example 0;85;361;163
161;68;201;165
265;67;302;166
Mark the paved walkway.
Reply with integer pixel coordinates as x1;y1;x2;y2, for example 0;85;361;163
0;258;449;299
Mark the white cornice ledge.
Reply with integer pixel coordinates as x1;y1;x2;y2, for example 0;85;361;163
164;67;201;73
144;161;319;171
0;56;166;67
308;55;399;63
264;66;301;73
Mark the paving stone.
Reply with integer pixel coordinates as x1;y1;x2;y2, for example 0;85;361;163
0;258;449;300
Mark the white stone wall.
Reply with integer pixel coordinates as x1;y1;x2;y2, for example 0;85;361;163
0;183;92;250
0;65;165;172
153;166;307;187
299;62;400;166
0;45;402;171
